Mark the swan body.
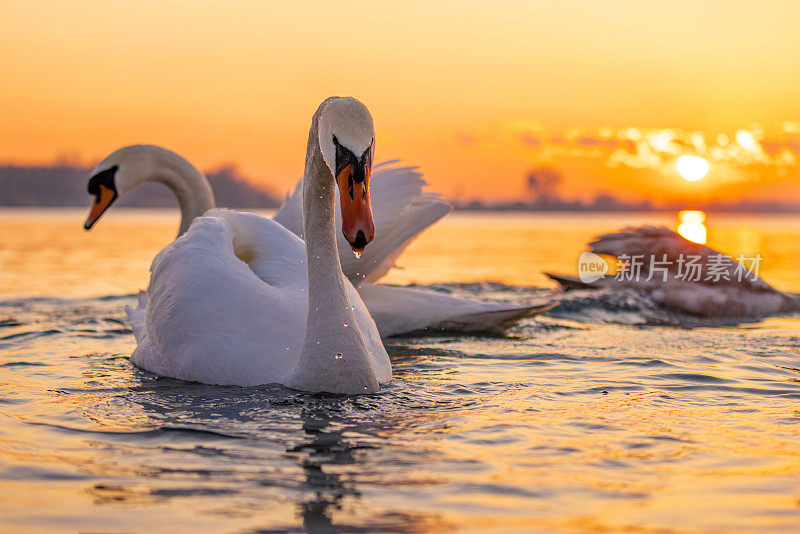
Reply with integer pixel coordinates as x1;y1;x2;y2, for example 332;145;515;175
125;97;390;393
87;148;551;337
128;209;389;389
546;226;800;318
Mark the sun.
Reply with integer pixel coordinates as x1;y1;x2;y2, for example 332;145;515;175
676;155;709;182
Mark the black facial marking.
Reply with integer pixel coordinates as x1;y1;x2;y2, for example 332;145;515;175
332;136;373;187
360;140;372;182
332;135;356;178
87;165;119;203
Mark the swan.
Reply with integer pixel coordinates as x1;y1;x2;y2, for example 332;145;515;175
545;226;800;318
85;156;551;337
120;97;390;393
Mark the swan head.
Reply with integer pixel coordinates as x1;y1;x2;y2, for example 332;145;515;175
84;145;154;229
317;97;376;253
85;144;190;230
84;163;120;230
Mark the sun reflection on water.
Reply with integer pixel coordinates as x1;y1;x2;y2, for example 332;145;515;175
677;210;707;244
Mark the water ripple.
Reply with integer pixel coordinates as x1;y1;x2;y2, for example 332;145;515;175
0;290;799;532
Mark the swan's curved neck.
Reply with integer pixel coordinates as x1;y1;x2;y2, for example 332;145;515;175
143;150;215;235
286;110;378;393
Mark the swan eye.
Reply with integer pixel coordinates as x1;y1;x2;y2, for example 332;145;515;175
87;165;119;198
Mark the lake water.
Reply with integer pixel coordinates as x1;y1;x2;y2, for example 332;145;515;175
1;209;799;532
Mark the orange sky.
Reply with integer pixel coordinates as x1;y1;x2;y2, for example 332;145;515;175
1;0;799;203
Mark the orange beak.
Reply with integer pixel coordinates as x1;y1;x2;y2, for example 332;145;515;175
84;184;116;230
336;164;374;253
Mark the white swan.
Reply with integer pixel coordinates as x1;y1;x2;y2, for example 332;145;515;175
85;156;551;337
546;226;800;318
123;97;389;393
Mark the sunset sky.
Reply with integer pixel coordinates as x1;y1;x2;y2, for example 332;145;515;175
1;0;799;204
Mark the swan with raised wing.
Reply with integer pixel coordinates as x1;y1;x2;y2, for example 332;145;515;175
116;97;389;393
546;226;800;318
85;151;551;337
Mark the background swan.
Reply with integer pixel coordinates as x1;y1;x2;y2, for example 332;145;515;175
128;97;390;393
546;226;800;318
86;149;552;336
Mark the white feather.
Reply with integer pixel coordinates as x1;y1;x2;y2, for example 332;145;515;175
274;163;452;284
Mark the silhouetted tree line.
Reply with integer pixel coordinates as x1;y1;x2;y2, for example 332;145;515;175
2;163;798;213
453;166;800;212
0;163;281;208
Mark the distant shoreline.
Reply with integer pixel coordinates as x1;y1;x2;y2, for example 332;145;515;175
3;206;798;216
451;206;800;213
2;163;798;214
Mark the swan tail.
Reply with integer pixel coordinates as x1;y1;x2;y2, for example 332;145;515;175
357;283;554;337
425;302;555;335
544;272;602;291
125;290;148;342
